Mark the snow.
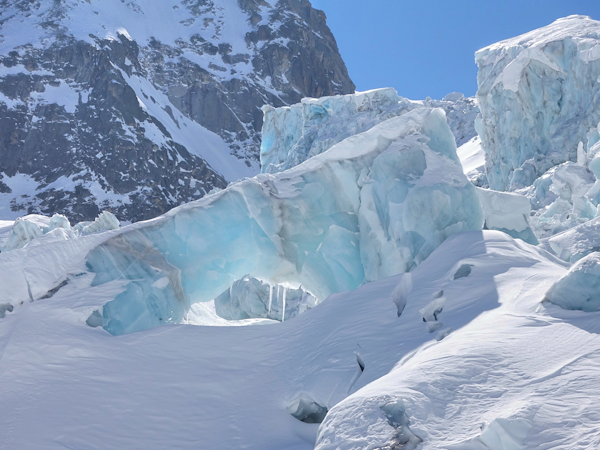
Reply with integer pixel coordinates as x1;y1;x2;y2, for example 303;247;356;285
5;229;599;449
476;15;600;191
476;187;538;244
545;252;600;312
457;136;485;179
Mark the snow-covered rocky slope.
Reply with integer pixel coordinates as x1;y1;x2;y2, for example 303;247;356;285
0;0;354;221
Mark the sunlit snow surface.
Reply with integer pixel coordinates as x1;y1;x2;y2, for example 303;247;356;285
3;231;600;449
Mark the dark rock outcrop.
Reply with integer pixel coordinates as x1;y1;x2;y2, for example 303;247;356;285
0;0;354;221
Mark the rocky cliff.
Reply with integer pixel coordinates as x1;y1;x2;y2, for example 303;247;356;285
0;0;354;221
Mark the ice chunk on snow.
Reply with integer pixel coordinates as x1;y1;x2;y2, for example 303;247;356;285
476;15;600;190
214;276;317;322
547;217;600;262
526;162;597;238
544;252;600;312
479;418;532;450
260;88;419;174
86;108;484;335
80;211;120;235
476;187;538;244
2;216;45;251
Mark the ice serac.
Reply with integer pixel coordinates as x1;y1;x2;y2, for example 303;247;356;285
86;108;484;335
260;89;479;174
214;276;317;321
476;15;600;191
476;187;538;245
545;252;600;312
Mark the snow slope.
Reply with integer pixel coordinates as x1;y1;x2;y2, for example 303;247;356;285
4;230;596;449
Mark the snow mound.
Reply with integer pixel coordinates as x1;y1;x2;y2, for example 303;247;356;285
476;15;600;191
545;252;600;311
476;187;538;244
84;108;483;335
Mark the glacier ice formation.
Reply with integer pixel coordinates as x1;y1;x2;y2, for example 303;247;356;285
260;88;479;174
476;15;600;191
214;276;317;322
85;107;484;335
476;187;538;244
2;211;120;252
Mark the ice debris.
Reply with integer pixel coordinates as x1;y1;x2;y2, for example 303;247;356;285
1;211;120;252
476;188;538;244
214;276;317;322
476;15;600;191
86;108;484;335
545;252;600;312
547;217;600;263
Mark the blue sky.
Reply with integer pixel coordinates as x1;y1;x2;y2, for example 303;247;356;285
311;0;600;99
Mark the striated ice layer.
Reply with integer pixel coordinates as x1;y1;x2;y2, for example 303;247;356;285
476;15;600;191
260;88;479;174
545;252;600;312
214;276;317;322
86;108;484;335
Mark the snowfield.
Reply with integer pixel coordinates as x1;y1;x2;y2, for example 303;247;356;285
4;231;599;450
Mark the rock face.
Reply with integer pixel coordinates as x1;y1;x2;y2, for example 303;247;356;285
0;0;354;221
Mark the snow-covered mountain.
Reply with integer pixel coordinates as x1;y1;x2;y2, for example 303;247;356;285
0;0;354;221
3;12;600;450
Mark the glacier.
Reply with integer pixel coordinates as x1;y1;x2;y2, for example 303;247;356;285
84;107;483;335
261;88;479;174
476;15;600;191
214;276;317;322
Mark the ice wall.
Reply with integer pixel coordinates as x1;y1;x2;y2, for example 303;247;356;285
87;108;484;335
260;88;419;174
476;15;600;191
260;89;479;174
476;187;538;245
